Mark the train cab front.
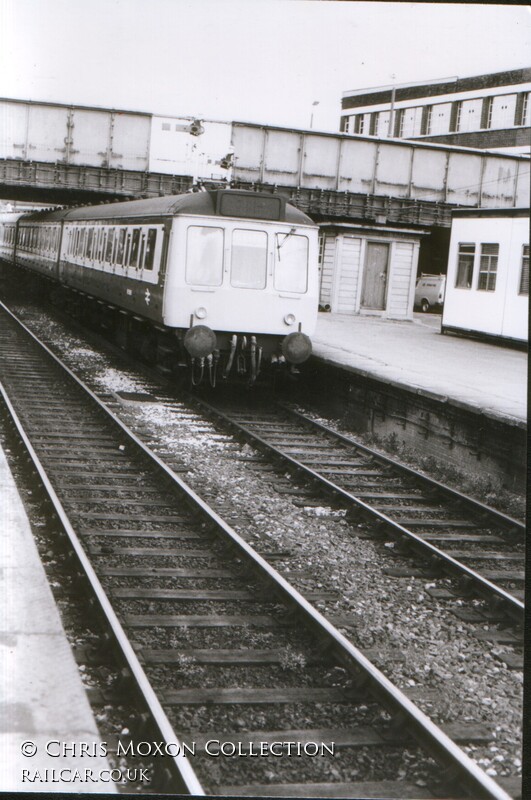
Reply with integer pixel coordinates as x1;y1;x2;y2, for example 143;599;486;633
166;193;319;387
182;316;313;388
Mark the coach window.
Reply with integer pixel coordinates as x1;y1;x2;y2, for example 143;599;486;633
105;229;114;263
144;229;157;271
124;231;132;267
455;243;475;288
130;229;140;267
138;232;146;269
116;229;126;266
274;233;308;293
477;243;499;291
94;229;101;261
519;245;529;296
186;227;223;285
231;229;267;289
87;229;95;259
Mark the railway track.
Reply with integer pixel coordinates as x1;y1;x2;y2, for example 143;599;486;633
0;307;517;799
196;397;525;632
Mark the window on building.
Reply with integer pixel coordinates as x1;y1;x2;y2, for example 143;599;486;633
161;122;171;131
354;114;365;134
423;106;432;135
519;245;529;295
378;110;391;137
477;243;499;291
523;93;530;126
489;94;518;129
516;92;530;127
454;102;462;132
482;97;494;129
457;98;483;132
397;109;405;137
455;243;475;288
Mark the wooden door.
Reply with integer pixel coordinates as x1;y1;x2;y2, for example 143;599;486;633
361;242;389;310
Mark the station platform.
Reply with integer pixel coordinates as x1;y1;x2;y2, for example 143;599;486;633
312;312;527;426
0;445;114;793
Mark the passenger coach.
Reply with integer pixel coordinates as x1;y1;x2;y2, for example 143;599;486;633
0;190;319;385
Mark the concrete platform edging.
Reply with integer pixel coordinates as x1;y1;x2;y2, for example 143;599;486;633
0;445;116;794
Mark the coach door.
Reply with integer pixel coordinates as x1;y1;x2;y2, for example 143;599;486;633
361;242;389;310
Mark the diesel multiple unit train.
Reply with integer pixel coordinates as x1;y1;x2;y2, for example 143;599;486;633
0;190;319;385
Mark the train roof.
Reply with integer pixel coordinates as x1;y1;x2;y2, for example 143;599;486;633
19;190;315;226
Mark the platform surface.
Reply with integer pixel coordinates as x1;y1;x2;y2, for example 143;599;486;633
312;313;527;424
0;445;116;793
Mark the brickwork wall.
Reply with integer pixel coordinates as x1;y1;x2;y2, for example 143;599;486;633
342;67;531;110
417;128;530;149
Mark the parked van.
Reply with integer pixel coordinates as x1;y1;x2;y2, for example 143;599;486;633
414;274;446;312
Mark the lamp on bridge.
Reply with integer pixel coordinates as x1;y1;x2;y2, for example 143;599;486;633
310;101;319;130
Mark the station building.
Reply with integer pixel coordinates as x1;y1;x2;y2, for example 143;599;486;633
318;223;425;319
442;208;529;343
340;67;531;154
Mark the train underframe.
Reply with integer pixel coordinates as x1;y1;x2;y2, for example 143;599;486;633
3;264;311;388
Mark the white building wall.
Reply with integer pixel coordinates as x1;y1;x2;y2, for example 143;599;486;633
387;241;416;318
318;235;336;307
443;214;529;341
336;236;362;313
